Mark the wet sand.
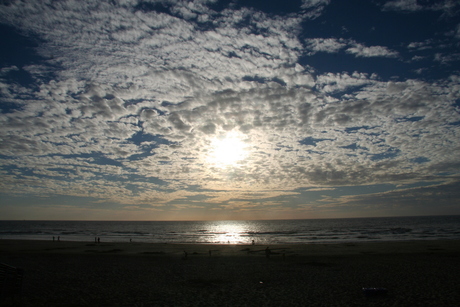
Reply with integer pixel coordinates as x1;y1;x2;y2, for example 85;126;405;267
1;239;460;306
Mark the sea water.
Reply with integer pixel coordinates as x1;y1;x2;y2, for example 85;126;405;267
1;215;460;244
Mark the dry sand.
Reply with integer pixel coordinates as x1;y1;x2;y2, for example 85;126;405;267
1;239;460;306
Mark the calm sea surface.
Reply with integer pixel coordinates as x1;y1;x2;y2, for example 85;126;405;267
1;216;460;244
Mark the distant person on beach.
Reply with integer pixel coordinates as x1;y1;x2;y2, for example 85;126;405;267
252;240;255;245
98;237;100;243
265;246;271;258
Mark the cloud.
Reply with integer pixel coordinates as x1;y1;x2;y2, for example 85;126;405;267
313;180;460;216
382;0;424;11
315;71;376;93
0;0;459;218
406;36;459;66
407;40;434;50
300;0;331;19
345;43;399;58
455;23;460;39
1;63;459;202
304;38;348;55
0;1;304;95
434;52;460;64
382;0;460;13
305;38;399;58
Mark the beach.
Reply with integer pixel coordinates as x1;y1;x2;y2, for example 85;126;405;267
1;239;460;306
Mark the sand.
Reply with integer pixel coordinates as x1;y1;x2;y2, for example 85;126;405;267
1;239;460;306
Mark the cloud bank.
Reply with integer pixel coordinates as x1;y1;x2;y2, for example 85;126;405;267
0;0;459;219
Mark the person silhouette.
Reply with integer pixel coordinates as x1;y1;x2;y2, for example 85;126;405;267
265;246;271;258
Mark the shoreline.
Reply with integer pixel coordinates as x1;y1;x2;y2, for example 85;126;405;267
2;238;460;256
2;239;460;306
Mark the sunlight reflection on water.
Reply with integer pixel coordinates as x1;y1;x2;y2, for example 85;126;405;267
201;220;262;244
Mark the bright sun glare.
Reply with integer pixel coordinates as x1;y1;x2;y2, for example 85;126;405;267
212;222;247;244
207;132;248;167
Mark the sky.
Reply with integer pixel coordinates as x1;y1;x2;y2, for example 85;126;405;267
1;0;460;221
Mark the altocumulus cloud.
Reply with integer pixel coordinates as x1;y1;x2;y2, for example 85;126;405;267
0;0;460;220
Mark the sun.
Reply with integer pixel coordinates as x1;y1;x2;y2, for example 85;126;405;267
207;132;248;167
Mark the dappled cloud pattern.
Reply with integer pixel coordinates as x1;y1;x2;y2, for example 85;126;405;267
1;0;460;219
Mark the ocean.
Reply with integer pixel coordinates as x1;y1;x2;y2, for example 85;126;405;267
1;215;460;244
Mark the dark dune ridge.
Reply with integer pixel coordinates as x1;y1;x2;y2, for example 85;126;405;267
1;239;460;306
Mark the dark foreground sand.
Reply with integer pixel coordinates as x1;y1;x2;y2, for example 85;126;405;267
1;239;460;306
